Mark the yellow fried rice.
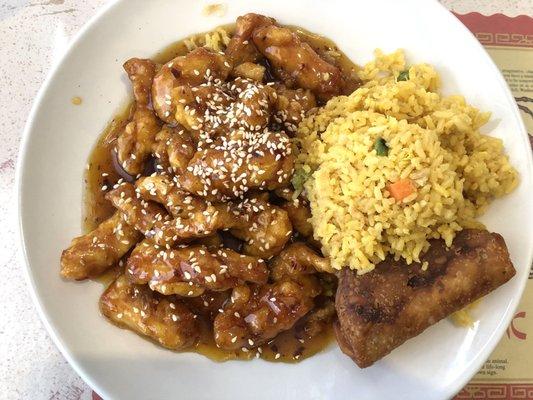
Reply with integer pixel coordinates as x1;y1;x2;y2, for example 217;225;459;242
295;49;518;273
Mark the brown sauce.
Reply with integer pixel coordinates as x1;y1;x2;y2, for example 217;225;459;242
84;23;355;363
191;312;335;362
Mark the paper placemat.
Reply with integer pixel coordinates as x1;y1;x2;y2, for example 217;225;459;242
452;11;533;400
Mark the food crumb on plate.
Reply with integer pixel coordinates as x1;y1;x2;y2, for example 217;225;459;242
202;3;227;17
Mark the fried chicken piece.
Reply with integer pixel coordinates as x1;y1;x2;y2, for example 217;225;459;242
152;47;231;124
301;300;337;338
135;175;207;218
154;195;292;259
272;84;316;135
280;198;313;238
105;182;170;236
100;274;199;350
252;24;345;101
60;212;141;280
151;202;238;246
225;13;275;66
194;233;224;251
273;186;295;201
115;58;161;176
270;243;331;280
230;197;292;259
335;229;516;368
135;175;292;258
213;277;321;350
171;77;275;142
126;240;268;296
231;62;266;82
186;290;231;321
178;129;295;201
171;82;233;141
152;126;195;175
226;78;276;131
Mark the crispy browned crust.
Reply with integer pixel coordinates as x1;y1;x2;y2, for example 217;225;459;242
335;229;516;368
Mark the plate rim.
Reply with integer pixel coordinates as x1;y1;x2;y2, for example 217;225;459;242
15;0;533;399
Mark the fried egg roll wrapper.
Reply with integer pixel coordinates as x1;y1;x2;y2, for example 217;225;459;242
335;229;516;368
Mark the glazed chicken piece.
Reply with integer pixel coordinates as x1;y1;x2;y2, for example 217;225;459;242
225;13;275;66
171;77;275;141
194;233;224;250
186;290;231;321
126;240;269;297
179;129;295;201
252;24;345;101
61;212;141;280
100;274;199;350
335;229;516;368
301;300;337;338
225;78;276;132
152;125;195;175
135;175;208;219
230;196;292;259
151;202;239;247
115;58;161;176
152;47;232;124
171;81;233;141
280;198;313;238
141;182;292;259
270;242;331;279
272;84;316;135
213;277;321;350
105;182;170;236
231;62;266;82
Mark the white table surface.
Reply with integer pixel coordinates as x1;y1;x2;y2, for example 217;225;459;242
1;1;532;398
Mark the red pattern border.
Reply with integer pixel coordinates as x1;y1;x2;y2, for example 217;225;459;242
455;383;533;399
453;12;533;48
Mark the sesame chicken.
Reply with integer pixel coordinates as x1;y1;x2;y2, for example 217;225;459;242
231;62;266;82
151;125;196;175
62;13;353;362
105;182;171;236
178;128;295;201
280;198;314;237
126;240;268;295
115;58;161;176
225;13;275;66
270;243;332;279
186;290;231;321
61;212;141;280
100;274;199;350
230;196;292;259
272;84;316;136
213;278;320;350
252;23;346;101
135;175;207;218
152;47;232;124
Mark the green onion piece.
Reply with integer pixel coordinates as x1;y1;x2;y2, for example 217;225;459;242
374;137;389;156
291;167;311;195
397;69;410;82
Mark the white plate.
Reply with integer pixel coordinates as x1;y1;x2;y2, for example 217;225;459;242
16;0;533;399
